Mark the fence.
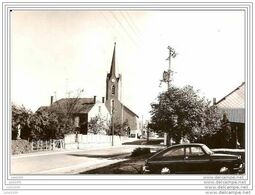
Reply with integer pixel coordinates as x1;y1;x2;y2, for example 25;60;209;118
64;134;123;149
31;139;64;151
31;135;123;151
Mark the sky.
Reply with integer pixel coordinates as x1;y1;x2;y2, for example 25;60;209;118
11;10;244;120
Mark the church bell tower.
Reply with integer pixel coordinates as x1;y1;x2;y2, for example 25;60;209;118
105;43;121;114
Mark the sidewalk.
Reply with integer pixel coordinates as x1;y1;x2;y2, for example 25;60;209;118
11;144;128;159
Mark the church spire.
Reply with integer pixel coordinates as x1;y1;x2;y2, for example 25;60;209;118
110;42;116;77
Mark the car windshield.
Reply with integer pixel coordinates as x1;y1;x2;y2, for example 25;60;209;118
202;145;214;155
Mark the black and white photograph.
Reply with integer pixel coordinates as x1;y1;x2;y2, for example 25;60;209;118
1;1;253;195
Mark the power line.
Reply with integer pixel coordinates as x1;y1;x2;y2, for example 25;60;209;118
109;11;138;47
125;12;143;38
120;11;143;42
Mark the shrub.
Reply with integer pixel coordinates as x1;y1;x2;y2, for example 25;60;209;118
131;147;151;157
12;139;31;155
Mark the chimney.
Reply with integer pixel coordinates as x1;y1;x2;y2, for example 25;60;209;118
102;97;105;103
213;98;216;105
94;96;96;104
50;96;53;106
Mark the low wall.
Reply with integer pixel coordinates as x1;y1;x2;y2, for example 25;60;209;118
64;134;122;149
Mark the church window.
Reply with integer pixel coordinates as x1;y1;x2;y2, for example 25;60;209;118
112;85;115;95
111;99;115;114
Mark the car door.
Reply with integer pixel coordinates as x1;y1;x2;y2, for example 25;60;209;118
184;146;211;173
158;146;185;173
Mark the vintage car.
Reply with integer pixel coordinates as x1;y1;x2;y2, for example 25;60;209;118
142;143;244;174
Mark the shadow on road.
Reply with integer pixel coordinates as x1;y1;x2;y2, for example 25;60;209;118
122;138;164;145
79;153;152;174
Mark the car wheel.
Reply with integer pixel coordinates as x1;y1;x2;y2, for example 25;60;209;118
219;166;230;174
161;167;171;174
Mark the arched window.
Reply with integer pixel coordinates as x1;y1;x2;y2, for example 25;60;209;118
112;85;115;95
111;99;115;114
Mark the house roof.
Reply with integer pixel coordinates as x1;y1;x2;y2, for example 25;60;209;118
37;98;96;114
54;98;94;105
216;82;245;109
216;82;245;123
52;98;95;114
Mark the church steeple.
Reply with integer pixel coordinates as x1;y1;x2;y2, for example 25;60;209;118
110;42;116;77
106;42;120;101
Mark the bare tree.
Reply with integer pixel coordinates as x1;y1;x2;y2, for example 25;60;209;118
49;89;85;137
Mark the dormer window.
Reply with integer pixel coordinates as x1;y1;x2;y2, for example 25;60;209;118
112;85;115;95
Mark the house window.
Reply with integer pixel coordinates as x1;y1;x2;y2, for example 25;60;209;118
111;99;115;114
98;106;101;113
112;85;115;95
74;116;80;127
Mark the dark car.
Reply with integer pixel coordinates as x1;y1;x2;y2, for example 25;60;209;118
142;143;244;174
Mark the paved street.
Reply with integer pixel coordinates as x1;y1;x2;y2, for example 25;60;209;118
11;145;140;174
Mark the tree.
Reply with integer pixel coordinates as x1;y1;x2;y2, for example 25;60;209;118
149;85;222;144
27;110;59;141
12;104;32;140
88;115;109;135
202;113;233;148
49;89;85;136
107;119;129;136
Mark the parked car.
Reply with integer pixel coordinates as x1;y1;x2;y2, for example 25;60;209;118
142;143;244;174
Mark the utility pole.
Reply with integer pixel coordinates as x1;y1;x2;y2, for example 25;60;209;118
162;46;177;146
161;46;177;90
111;107;114;146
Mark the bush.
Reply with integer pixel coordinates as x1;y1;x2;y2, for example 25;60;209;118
131;147;151;157
12;139;31;155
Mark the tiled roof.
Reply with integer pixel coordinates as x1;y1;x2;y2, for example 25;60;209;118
38;98;95;114
216;82;245;123
54;98;94;105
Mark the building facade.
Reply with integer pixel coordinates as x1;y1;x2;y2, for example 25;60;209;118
39;96;110;135
105;43;139;135
216;82;245;148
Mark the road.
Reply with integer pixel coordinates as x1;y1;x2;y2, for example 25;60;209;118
11;145;140;174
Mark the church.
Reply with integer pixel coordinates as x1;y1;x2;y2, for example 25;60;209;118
40;43;139;136
105;43;139;135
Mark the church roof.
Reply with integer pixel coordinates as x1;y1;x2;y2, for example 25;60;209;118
216;82;245;123
122;103;139;118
